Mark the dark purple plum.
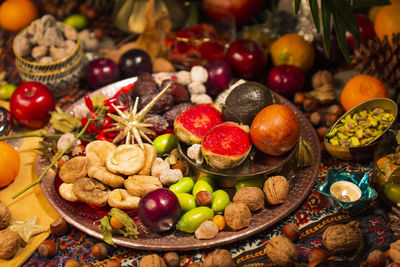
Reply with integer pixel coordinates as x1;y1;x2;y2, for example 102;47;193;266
119;49;152;79
267;65;305;97
138;188;181;233
87;58;121;89
205;59;232;96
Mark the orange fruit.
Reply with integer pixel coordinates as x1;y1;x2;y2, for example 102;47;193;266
269;33;315;72
374;0;400;45
340;74;389;111
0;0;38;32
0;141;20;187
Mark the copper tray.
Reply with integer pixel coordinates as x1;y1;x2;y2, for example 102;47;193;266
38;77;321;251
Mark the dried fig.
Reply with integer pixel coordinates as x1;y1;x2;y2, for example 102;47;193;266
73;177;110;207
59;156;90;183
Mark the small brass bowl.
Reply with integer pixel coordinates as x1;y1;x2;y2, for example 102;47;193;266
324;98;398;161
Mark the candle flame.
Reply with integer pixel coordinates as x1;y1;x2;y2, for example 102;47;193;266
342;189;348;197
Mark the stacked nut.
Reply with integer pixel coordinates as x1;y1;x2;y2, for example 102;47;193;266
294;70;345;143
13;15;78;63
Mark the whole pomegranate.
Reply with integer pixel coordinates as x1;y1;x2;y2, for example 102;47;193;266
250;104;299;156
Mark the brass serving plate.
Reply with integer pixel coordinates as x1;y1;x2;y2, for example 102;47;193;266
324;98;398;161
38;77;321;251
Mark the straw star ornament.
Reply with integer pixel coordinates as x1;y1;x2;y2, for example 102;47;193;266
106;83;171;149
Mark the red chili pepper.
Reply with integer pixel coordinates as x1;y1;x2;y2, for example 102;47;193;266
103;97;118;106
113;82;136;98
84;95;94;111
89;124;99;135
108;105;128;113
102;117;113;128
96;134;108;141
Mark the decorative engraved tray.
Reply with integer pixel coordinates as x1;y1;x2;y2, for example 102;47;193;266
38;77;321;251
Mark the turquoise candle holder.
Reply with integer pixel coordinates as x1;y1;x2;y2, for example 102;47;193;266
317;169;378;211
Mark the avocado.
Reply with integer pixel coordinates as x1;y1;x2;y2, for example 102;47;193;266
222;81;274;125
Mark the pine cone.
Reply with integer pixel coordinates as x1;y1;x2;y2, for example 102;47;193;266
351;33;400;90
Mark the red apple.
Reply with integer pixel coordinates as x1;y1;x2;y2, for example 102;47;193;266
346;13;375;51
225;39;265;80
203;0;264;26
267;65;305;97
10;82;55;129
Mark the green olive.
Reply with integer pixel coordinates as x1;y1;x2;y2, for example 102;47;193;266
175;193;197;213
211;190;230;213
153;133;178;156
64;14;89;30
384;181;400;203
169;177;196;194
177;206;214;233
0;84;16;100
192;180;213;197
235;178;265;191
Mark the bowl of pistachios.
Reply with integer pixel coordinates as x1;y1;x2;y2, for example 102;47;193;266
324;98;398;161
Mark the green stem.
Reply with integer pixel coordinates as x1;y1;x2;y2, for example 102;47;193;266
11;117;95;199
0;132;61;141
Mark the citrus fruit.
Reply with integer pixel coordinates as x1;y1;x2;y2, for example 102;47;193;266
0;0;38;32
340;74;389;111
0;141;20;187
374;0;400;45
270;33;315;72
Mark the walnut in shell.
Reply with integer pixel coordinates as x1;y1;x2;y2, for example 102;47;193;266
233;187;264;211
224;202;251;231
0;229;21;259
266;235;298;266
0;201;11;229
322;224;361;254
263;176;289;205
139;254;167;267
203;248;233;267
390;239;400;263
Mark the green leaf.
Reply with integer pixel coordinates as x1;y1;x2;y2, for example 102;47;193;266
320;0;331;57
352;0;390;7
295;0;301;14
308;0;320;32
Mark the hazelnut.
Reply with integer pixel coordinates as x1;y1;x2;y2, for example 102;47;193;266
169;148;179;156
266;236;298;266
106;260;122;267
325;113;339;127
316;127;328;141
310;112;323;126
326;104;344;117
282;223;300;242
196;191;213;206
322;224;361;254
294;92;306;105
263;176;289;205
64;258;81;267
163;252;180;267
93;28;104;40
50;217;68;236
91;243;109;260
308;248;328;262
139;254;167;267
233;187;264;211
303;98;319;112
203;248;233;267
171;160;187;175
38;240;57;258
224;202;251;231
366;250;386;267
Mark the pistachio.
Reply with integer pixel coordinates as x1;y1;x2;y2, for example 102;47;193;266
327;108;394;147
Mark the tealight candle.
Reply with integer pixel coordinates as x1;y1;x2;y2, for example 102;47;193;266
330;181;362;202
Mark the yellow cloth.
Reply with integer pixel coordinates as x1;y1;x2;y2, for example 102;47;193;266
0;101;59;267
